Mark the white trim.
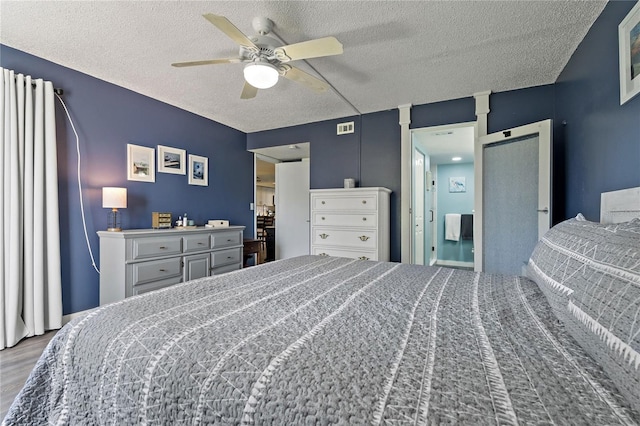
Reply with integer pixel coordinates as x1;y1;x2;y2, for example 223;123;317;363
472;91;490;271
399;104;412;263
400;115;478;263
473;91;491;137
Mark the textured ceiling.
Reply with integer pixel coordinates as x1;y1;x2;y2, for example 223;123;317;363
0;1;606;133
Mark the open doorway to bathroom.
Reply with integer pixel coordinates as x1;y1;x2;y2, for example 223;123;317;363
411;123;475;269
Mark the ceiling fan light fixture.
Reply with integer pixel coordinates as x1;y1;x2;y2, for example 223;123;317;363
244;62;279;89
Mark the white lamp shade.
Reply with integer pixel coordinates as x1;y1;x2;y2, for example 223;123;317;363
102;187;127;209
243;62;279;89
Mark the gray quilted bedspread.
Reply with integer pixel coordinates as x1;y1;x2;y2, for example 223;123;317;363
5;256;639;425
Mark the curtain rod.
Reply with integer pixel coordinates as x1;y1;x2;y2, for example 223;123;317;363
13;77;64;95
29;81;64;96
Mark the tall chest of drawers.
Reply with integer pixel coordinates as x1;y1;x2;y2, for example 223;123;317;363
98;226;244;305
310;187;391;261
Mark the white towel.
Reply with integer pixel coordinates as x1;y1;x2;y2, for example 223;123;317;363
445;213;461;241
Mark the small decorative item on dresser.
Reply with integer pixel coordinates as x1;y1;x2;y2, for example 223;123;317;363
206;220;230;228
152;212;172;229
344;178;356;188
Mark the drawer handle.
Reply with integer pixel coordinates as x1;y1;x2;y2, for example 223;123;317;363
321;201;325;204
358;256;370;260
319;253;329;256
159;246;167;250
359;235;369;241
319;233;329;239
227;256;233;259
227;239;233;242
362;200;367;204
321;217;325;220
159;268;167;272
362;217;367;221
198;242;205;245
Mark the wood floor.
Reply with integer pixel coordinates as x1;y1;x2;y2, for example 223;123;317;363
0;331;57;420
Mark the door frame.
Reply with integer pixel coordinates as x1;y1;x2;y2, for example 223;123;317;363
412;145;426;265
474;119;552;271
406;121;477;264
400;93;489;264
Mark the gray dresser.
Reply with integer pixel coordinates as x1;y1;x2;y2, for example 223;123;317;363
98;226;244;305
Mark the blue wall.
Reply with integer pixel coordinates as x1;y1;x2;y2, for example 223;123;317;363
436;163;474;263
248;89;554;263
3;0;637;314
1;45;255;315
555;0;640;221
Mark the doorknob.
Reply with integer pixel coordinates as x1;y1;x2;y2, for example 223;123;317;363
537;207;549;213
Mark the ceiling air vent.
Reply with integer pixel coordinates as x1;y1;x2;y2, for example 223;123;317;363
337;121;355;135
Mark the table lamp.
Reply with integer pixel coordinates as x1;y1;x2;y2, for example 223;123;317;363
102;187;127;231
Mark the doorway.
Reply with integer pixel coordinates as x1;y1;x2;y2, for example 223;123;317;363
476;120;552;275
411;123;475;269
249;143;311;263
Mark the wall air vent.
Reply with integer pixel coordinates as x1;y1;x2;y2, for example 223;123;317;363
337;121;355;135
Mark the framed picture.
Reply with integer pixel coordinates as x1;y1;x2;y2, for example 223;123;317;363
619;1;640;105
188;154;208;186
157;145;186;175
127;144;155;182
449;177;466;193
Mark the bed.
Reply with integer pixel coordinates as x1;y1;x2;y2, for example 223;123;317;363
4;188;640;425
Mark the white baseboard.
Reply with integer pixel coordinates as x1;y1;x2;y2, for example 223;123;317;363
435;260;474;269
62;308;97;325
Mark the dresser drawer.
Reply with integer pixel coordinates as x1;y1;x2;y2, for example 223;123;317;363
211;247;242;267
312;212;377;227
131;258;182;285
211;231;242;249
183;234;211;253
311;194;377;211
311;246;377;261
312;228;377;249
132;236;182;260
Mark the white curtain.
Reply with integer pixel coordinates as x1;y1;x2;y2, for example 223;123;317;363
1;67;62;350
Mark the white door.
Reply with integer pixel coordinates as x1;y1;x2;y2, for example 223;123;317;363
275;160;310;260
413;148;425;264
475;119;551;274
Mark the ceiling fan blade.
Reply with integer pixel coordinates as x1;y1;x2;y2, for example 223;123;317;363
171;58;241;68
241;82;258;99
203;14;257;49
274;37;343;62
282;66;330;93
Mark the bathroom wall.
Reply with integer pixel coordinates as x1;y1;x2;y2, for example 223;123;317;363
436;162;474;264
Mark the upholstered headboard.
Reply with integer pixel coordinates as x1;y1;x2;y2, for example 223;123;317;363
600;186;640;224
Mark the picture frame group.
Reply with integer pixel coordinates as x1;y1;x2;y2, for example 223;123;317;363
127;143;208;186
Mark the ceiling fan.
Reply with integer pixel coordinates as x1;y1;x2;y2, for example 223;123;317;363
172;14;343;99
